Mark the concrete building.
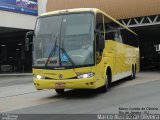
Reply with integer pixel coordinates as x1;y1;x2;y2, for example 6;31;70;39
0;0;47;73
47;0;160;70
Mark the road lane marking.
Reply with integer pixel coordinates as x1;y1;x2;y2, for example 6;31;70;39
0;83;63;113
0;83;36;98
0;89;62;113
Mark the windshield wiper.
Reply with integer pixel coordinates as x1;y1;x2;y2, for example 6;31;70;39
45;36;58;67
60;47;75;66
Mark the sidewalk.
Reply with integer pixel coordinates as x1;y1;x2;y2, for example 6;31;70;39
0;73;32;77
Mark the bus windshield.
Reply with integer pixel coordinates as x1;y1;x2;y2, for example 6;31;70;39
33;13;94;68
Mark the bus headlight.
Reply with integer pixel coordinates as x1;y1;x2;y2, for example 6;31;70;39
34;75;45;79
77;73;95;79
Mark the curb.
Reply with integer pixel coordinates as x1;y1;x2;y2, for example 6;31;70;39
0;73;32;77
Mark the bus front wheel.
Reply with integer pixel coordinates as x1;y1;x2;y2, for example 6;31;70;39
55;89;64;94
97;70;111;93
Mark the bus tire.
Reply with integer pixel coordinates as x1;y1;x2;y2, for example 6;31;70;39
97;83;108;93
134;64;137;79
55;89;64;94
130;66;135;80
97;69;111;93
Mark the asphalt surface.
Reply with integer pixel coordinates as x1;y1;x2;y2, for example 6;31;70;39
0;75;32;87
0;71;160;120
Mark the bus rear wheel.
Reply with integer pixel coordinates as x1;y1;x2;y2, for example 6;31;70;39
130;66;135;80
55;89;64;94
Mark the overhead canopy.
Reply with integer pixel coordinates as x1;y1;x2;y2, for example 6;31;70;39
47;0;160;19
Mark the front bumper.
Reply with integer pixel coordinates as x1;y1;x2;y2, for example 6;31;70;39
33;77;97;90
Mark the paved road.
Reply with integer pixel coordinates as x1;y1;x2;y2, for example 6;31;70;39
0;71;160;120
0;75;32;87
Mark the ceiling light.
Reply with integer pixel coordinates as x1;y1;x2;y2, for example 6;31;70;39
1;45;6;47
18;43;22;46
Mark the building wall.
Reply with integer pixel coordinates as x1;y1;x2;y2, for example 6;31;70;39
38;0;48;15
47;0;160;19
0;0;48;30
0;10;36;30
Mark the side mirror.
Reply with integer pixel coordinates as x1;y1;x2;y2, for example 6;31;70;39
25;31;34;51
95;30;105;54
26;31;34;36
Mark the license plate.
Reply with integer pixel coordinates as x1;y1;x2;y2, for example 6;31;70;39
55;82;65;87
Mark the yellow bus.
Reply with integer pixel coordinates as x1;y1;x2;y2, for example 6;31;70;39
30;8;139;94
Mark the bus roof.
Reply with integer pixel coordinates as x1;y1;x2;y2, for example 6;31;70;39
40;8;137;36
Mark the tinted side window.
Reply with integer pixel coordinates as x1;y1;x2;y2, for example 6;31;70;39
121;29;139;47
104;16;121;42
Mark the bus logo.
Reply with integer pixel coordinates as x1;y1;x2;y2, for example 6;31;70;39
59;74;63;79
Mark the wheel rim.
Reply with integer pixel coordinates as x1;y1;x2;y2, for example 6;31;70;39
105;76;107;87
